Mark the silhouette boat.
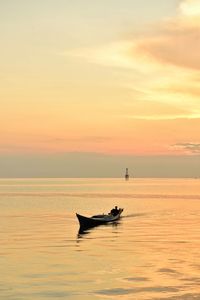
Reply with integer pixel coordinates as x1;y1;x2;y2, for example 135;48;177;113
76;208;123;230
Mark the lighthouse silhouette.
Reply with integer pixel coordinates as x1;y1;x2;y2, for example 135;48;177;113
125;168;129;180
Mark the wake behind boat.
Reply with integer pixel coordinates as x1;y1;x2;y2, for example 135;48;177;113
76;207;123;230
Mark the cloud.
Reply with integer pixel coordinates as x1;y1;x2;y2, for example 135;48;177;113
120;98;200;120
133;0;200;72
159;81;200;98
66;0;200;72
125;114;200;120
64;0;200;121
172;142;200;153
134;26;200;71
63;41;139;70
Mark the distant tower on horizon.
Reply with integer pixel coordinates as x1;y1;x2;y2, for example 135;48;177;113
125;168;129;180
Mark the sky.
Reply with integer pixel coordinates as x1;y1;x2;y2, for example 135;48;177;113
1;0;200;177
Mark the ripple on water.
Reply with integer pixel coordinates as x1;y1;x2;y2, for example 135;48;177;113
158;268;181;275
181;277;200;284
124;276;150;282
95;286;180;296
2;178;200;300
153;293;200;300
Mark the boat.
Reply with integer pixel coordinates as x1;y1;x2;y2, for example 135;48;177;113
76;208;123;230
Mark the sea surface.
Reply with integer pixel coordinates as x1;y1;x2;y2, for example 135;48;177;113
1;178;200;300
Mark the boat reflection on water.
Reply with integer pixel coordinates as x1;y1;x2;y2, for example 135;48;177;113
77;227;93;238
77;219;122;238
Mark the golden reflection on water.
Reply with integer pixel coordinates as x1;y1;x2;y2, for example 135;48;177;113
1;179;200;299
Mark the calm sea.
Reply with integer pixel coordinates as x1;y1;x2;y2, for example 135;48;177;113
1;178;200;300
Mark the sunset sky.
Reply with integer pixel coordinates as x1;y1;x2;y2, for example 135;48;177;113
1;0;200;177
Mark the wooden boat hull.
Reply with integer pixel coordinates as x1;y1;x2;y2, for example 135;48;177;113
76;209;123;230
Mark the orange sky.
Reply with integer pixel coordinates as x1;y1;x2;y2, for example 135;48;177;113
1;0;200;175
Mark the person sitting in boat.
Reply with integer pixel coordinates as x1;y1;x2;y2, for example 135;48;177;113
110;206;119;216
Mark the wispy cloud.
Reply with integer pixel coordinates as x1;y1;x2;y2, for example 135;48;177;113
134;26;200;72
124;114;200;121
64;0;200;121
65;0;200;72
172;142;200;154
